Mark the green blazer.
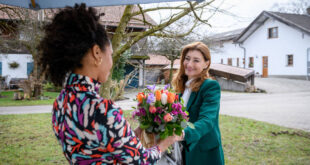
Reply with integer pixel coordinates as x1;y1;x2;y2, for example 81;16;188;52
181;79;224;165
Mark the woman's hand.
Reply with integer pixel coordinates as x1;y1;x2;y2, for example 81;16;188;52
157;134;183;152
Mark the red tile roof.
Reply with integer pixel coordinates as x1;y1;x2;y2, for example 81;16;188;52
0;4;156;29
145;54;180;65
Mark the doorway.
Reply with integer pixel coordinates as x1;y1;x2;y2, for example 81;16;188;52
262;56;268;77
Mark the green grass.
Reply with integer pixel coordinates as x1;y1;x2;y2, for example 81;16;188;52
0;112;309;165
0;91;59;106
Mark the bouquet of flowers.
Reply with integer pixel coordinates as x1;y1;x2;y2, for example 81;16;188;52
132;84;191;148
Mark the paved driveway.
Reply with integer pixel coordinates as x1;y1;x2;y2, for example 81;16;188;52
220;77;310;132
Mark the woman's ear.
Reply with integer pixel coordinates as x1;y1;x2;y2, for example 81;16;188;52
91;44;102;61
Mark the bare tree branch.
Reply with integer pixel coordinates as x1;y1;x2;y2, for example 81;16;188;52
137;4;147;26
188;1;211;27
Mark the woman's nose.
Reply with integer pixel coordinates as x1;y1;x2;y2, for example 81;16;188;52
187;60;193;67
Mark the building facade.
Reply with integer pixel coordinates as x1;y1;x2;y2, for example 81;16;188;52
210;11;310;80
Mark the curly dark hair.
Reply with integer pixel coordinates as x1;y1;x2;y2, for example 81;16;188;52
39;3;110;86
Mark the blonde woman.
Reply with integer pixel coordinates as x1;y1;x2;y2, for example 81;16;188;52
173;42;224;165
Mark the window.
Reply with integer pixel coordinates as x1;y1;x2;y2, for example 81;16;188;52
268;27;278;38
227;58;232;66
249;57;254;68
287;55;293;66
237;58;239;67
221;59;223;64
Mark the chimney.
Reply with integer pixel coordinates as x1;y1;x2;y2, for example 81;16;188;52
307;7;310;15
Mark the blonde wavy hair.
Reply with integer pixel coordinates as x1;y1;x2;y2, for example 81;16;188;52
172;42;211;93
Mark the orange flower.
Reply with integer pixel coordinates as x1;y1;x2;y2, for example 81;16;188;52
149;106;156;113
167;92;176;104
155;90;161;101
164;113;173;122
136;93;144;103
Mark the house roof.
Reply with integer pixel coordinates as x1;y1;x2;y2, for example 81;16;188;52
209;63;254;82
208;28;244;42
163;63;255;83
145;54;180;66
96;6;156;29
234;11;310;43
0;4;156;29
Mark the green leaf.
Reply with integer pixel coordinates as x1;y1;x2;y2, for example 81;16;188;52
181;121;187;128
175;126;182;136
140;123;151;129
159;124;165;132
155;101;161;107
160;128;169;139
168;104;172;111
171;116;178;123
146;126;154;133
168;127;174;136
187;122;195;129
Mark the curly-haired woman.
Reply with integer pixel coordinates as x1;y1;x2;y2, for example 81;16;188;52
39;4;180;164
172;42;225;165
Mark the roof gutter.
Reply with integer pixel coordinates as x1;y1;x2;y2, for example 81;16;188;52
239;44;246;68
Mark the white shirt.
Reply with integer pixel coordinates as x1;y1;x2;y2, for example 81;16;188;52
182;79;194;107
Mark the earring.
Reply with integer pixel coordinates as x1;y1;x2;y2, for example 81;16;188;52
98;58;102;65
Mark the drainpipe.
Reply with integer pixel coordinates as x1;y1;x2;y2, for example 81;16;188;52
307;48;310;80
239;43;246;68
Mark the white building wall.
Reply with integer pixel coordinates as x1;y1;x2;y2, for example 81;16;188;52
0;54;33;78
242;18;310;76
210;40;245;68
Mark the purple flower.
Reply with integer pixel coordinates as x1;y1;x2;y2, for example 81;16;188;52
180;110;188;119
154;116;161;124
172;103;182;111
171;110;179;115
139;108;146;116
132;110;138;118
164;84;170;90
156;107;164;114
147;84;156;91
146;93;155;104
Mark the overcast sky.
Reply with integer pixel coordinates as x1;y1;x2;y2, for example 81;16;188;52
143;0;293;35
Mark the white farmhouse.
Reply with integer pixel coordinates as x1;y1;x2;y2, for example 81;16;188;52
210;10;310;80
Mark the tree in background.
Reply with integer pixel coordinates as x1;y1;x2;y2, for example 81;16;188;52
271;0;310;14
99;1;227;99
150;36;189;86
1;1;226;100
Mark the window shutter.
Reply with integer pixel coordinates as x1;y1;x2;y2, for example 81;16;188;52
27;62;34;76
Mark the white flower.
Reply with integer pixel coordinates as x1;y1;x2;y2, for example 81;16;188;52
161;93;168;105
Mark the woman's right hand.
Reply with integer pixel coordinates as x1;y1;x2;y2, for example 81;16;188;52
157;135;182;152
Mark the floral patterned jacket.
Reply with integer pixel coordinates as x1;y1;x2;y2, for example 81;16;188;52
52;73;161;165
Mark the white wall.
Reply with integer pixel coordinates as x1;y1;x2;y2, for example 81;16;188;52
0;54;33;79
242;18;310;76
210;40;245;68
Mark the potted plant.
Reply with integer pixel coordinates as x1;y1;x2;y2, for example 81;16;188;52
9;61;19;69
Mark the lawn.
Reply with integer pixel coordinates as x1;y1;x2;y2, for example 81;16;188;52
0;91;59;106
0;112;309;165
